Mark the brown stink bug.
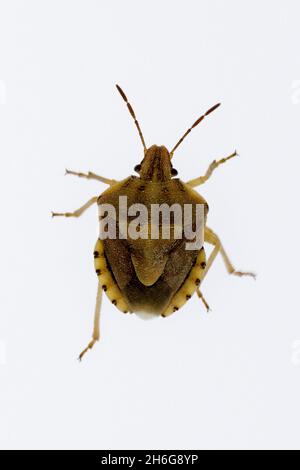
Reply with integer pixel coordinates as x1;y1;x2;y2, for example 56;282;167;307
52;84;255;360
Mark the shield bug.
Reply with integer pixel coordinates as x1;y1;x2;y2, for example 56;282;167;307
52;84;255;360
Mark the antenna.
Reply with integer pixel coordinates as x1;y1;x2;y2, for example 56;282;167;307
116;84;147;152
170;103;221;158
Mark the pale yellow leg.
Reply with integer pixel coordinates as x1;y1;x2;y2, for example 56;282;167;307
52;196;98;218
187;151;237;187
197;288;210;312
65;169;117;186
203;226;256;280
78;281;102;361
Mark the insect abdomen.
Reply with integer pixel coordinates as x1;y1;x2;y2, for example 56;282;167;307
94;240;130;314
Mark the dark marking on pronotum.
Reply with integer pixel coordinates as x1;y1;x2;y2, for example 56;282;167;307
201;262;206;269
122;177;134;189
173;306;179;312
102;285;107;291
195;278;201;286
95;269;101;275
112;299;117;305
94;251;99;258
186;294;191;300
177;181;186;192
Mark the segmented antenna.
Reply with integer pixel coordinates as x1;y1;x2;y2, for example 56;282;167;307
116;84;147;152
170;103;221;158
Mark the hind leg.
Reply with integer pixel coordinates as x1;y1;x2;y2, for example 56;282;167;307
78;281;103;361
196;288;210;312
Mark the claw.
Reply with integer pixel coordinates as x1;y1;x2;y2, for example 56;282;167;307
78;339;98;361
233;271;256;280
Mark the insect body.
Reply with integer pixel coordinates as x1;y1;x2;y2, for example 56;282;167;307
52;85;255;360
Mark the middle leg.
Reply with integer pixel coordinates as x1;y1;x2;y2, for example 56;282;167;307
203;226;256;281
52;196;98;218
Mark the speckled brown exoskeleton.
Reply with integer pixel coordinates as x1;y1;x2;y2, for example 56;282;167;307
52;85;255;360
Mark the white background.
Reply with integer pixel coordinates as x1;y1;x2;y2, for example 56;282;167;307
0;0;300;450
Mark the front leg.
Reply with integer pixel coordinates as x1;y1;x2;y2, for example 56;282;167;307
187;151;237;188
52;196;98;218
65;169;117;186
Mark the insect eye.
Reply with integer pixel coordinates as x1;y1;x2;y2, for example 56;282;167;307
134;164;142;173
171;168;178;176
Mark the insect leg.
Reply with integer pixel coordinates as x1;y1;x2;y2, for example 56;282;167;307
78;281;103;361
203;226;256;280
196;288;210;312
52;196;98;218
186;151;237;187
65;169;117;186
